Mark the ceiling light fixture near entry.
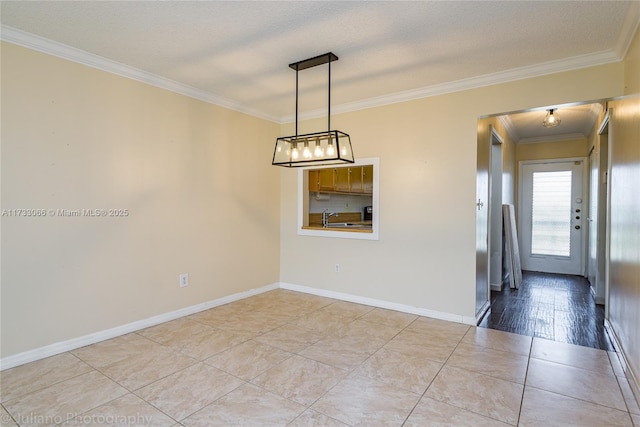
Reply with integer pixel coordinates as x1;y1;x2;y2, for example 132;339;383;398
542;108;561;128
272;52;354;167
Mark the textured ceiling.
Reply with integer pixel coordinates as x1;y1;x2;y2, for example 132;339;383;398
1;1;638;140
501;104;603;144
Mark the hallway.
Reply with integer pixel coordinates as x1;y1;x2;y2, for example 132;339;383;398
479;271;614;351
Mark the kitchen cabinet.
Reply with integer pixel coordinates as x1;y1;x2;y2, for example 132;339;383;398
362;165;373;194
308;165;373;195
308;170;319;192
334;167;350;192
318;168;335;191
350;166;364;193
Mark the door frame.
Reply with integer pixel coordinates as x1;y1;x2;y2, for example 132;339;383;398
517;157;588;275
489;127;504;291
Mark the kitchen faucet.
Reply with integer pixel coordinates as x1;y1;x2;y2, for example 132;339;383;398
322;209;338;227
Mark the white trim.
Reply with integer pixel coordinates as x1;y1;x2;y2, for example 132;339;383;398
0;282;279;371
475;300;491;325
614;1;640;59
517;133;588;145
490;126;504;145
598;110;611;135
0;25;280;123
499;115;519;143
280;282;477;326
518;157;589;275
490;283;503;292
283;50;621;123
605;319;640;410
603;108;613;321
1;25;623;125
297;157;380;241
1;280;477;370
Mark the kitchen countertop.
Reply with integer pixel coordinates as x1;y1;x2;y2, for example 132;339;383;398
302;226;373;233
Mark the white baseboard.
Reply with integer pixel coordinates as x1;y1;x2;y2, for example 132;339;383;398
2;281;477;371
475;300;491;325
605;319;640;410
490;283;503;292
0;282;279;371
279;282;477;326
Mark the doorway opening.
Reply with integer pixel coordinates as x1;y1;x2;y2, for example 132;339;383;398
476;101;612;350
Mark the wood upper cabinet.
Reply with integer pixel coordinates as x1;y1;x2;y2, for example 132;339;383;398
334;167;350;192
308;170;320;192
350;166;364;193
362;165;373;193
318;168;335;191
308;165;373;194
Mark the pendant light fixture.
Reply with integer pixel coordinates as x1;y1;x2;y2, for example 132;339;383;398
272;52;354;167
542;108;561;128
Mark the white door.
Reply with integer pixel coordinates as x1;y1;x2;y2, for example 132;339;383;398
519;160;585;275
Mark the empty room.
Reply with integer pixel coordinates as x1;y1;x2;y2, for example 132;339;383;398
1;2;639;426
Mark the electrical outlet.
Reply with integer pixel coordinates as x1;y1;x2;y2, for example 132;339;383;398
335;264;340;273
179;273;189;288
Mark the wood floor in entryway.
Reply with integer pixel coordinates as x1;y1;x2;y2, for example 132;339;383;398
479;270;614;351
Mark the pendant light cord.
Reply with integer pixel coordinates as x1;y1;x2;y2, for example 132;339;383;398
328;54;331;133
295;66;299;138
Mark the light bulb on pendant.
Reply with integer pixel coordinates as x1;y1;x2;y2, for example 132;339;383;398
313;138;324;157
303;140;312;159
326;136;335;156
542;109;561;128
291;143;299;159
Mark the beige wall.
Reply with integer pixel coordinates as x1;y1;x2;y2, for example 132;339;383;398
624;22;640;94
608;95;640;400
608;22;640;396
515;138;589;163
280;62;625;320
0;43;281;358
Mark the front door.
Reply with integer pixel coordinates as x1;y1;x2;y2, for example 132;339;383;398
519;159;585;275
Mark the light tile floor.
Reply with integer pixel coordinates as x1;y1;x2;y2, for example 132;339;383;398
1;289;638;426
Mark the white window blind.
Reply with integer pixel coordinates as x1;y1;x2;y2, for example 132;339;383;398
531;170;572;257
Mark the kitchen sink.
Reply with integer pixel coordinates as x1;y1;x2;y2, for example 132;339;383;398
325;223;372;229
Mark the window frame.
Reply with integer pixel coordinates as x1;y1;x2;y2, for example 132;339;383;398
297;157;380;240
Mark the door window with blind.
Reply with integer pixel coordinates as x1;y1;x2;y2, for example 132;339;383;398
530;170;572;257
519;159;585;275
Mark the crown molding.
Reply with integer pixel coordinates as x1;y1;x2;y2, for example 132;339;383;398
498;115;519;142
517;132;587;145
614;1;640;58
283;49;621;123
0;25;281;123
1;24;624;125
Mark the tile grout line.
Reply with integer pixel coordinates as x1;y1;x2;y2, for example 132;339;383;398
0;353;95;407
288;312;416;424
515;334;536;426
399;324;473;426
